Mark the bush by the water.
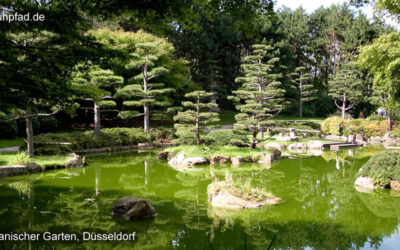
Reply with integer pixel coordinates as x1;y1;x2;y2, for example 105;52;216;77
358;151;400;187
204;129;250;146
321;116;346;135
26;128;167;155
321;116;388;137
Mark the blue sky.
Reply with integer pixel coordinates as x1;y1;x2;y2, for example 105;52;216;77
275;0;399;29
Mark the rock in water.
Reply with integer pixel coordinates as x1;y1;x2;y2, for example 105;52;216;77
354;176;375;193
307;140;323;149
181;157;208;166
113;197;156;221
168;154;185;168
27;162;41;173
65;153;85;168
210;155;230;164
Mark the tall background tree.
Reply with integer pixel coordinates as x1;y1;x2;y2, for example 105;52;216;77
292;66;317;118
357;32;400;130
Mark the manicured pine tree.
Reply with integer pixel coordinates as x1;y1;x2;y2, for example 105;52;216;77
291;66;317;118
116;42;174;133
173;91;220;145
328;64;363;119
229;44;285;148
73;63;123;140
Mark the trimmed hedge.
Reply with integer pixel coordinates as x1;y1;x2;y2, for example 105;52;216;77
359;151;400;187
204;129;249;146
25;128;169;155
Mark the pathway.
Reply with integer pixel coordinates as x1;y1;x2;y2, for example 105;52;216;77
0;146;19;152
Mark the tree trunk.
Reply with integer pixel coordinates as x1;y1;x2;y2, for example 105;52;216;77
259;125;264;139
341;93;346;119
196;95;200;145
25;106;34;156
388;113;392;131
299;77;303;118
143;54;150;133
144;104;150;133
94;101;100;140
251;129;257;149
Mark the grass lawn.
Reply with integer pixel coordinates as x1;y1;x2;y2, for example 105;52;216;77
0;137;25;148
0;151;70;167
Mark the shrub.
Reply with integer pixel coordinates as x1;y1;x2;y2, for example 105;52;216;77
204;129;249;146
321;116;346;135
392;126;400;138
358;151;400;187
12;151;31;166
27;127;155;155
367;114;385;121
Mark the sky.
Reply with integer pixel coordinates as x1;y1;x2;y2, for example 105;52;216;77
275;0;399;29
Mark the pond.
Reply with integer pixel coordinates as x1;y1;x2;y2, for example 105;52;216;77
0;148;399;249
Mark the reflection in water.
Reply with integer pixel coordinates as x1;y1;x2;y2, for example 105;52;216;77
0;148;399;249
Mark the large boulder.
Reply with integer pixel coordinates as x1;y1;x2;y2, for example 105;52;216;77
65;154;85;168
307;140;323;149
390;180;400;191
157;151;174;160
264;142;284;150
230;156;243;165
354;176;375;193
258;153;273;164
181;157;208;166
168;154;185;168
113;197;156;221
288;143;307;151
210;155;230;164
27;162;41;173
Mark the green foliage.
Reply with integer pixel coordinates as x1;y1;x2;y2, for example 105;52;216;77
321;117;346;135
204;129;249;146
357;32;400;124
28;128;155;155
359;151;400;187
12;151;31;166
343;119;387;137
174;91;220;144
229;44;285;147
322;117;388;136
328;64;363;118
367;114;386;121
392;126;400;138
291;66;317;117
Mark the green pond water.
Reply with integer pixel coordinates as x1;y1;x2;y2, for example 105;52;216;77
1;148;400;249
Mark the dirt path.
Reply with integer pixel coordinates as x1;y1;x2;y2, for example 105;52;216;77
0;146;19;152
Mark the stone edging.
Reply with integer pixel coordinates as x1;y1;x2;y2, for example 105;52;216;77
0;154;85;177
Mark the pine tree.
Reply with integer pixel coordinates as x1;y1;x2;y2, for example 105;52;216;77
229;44;285;148
173;91;220;145
73;63;123;139
116;42;174;133
328;64;363;119
291;67;317;118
